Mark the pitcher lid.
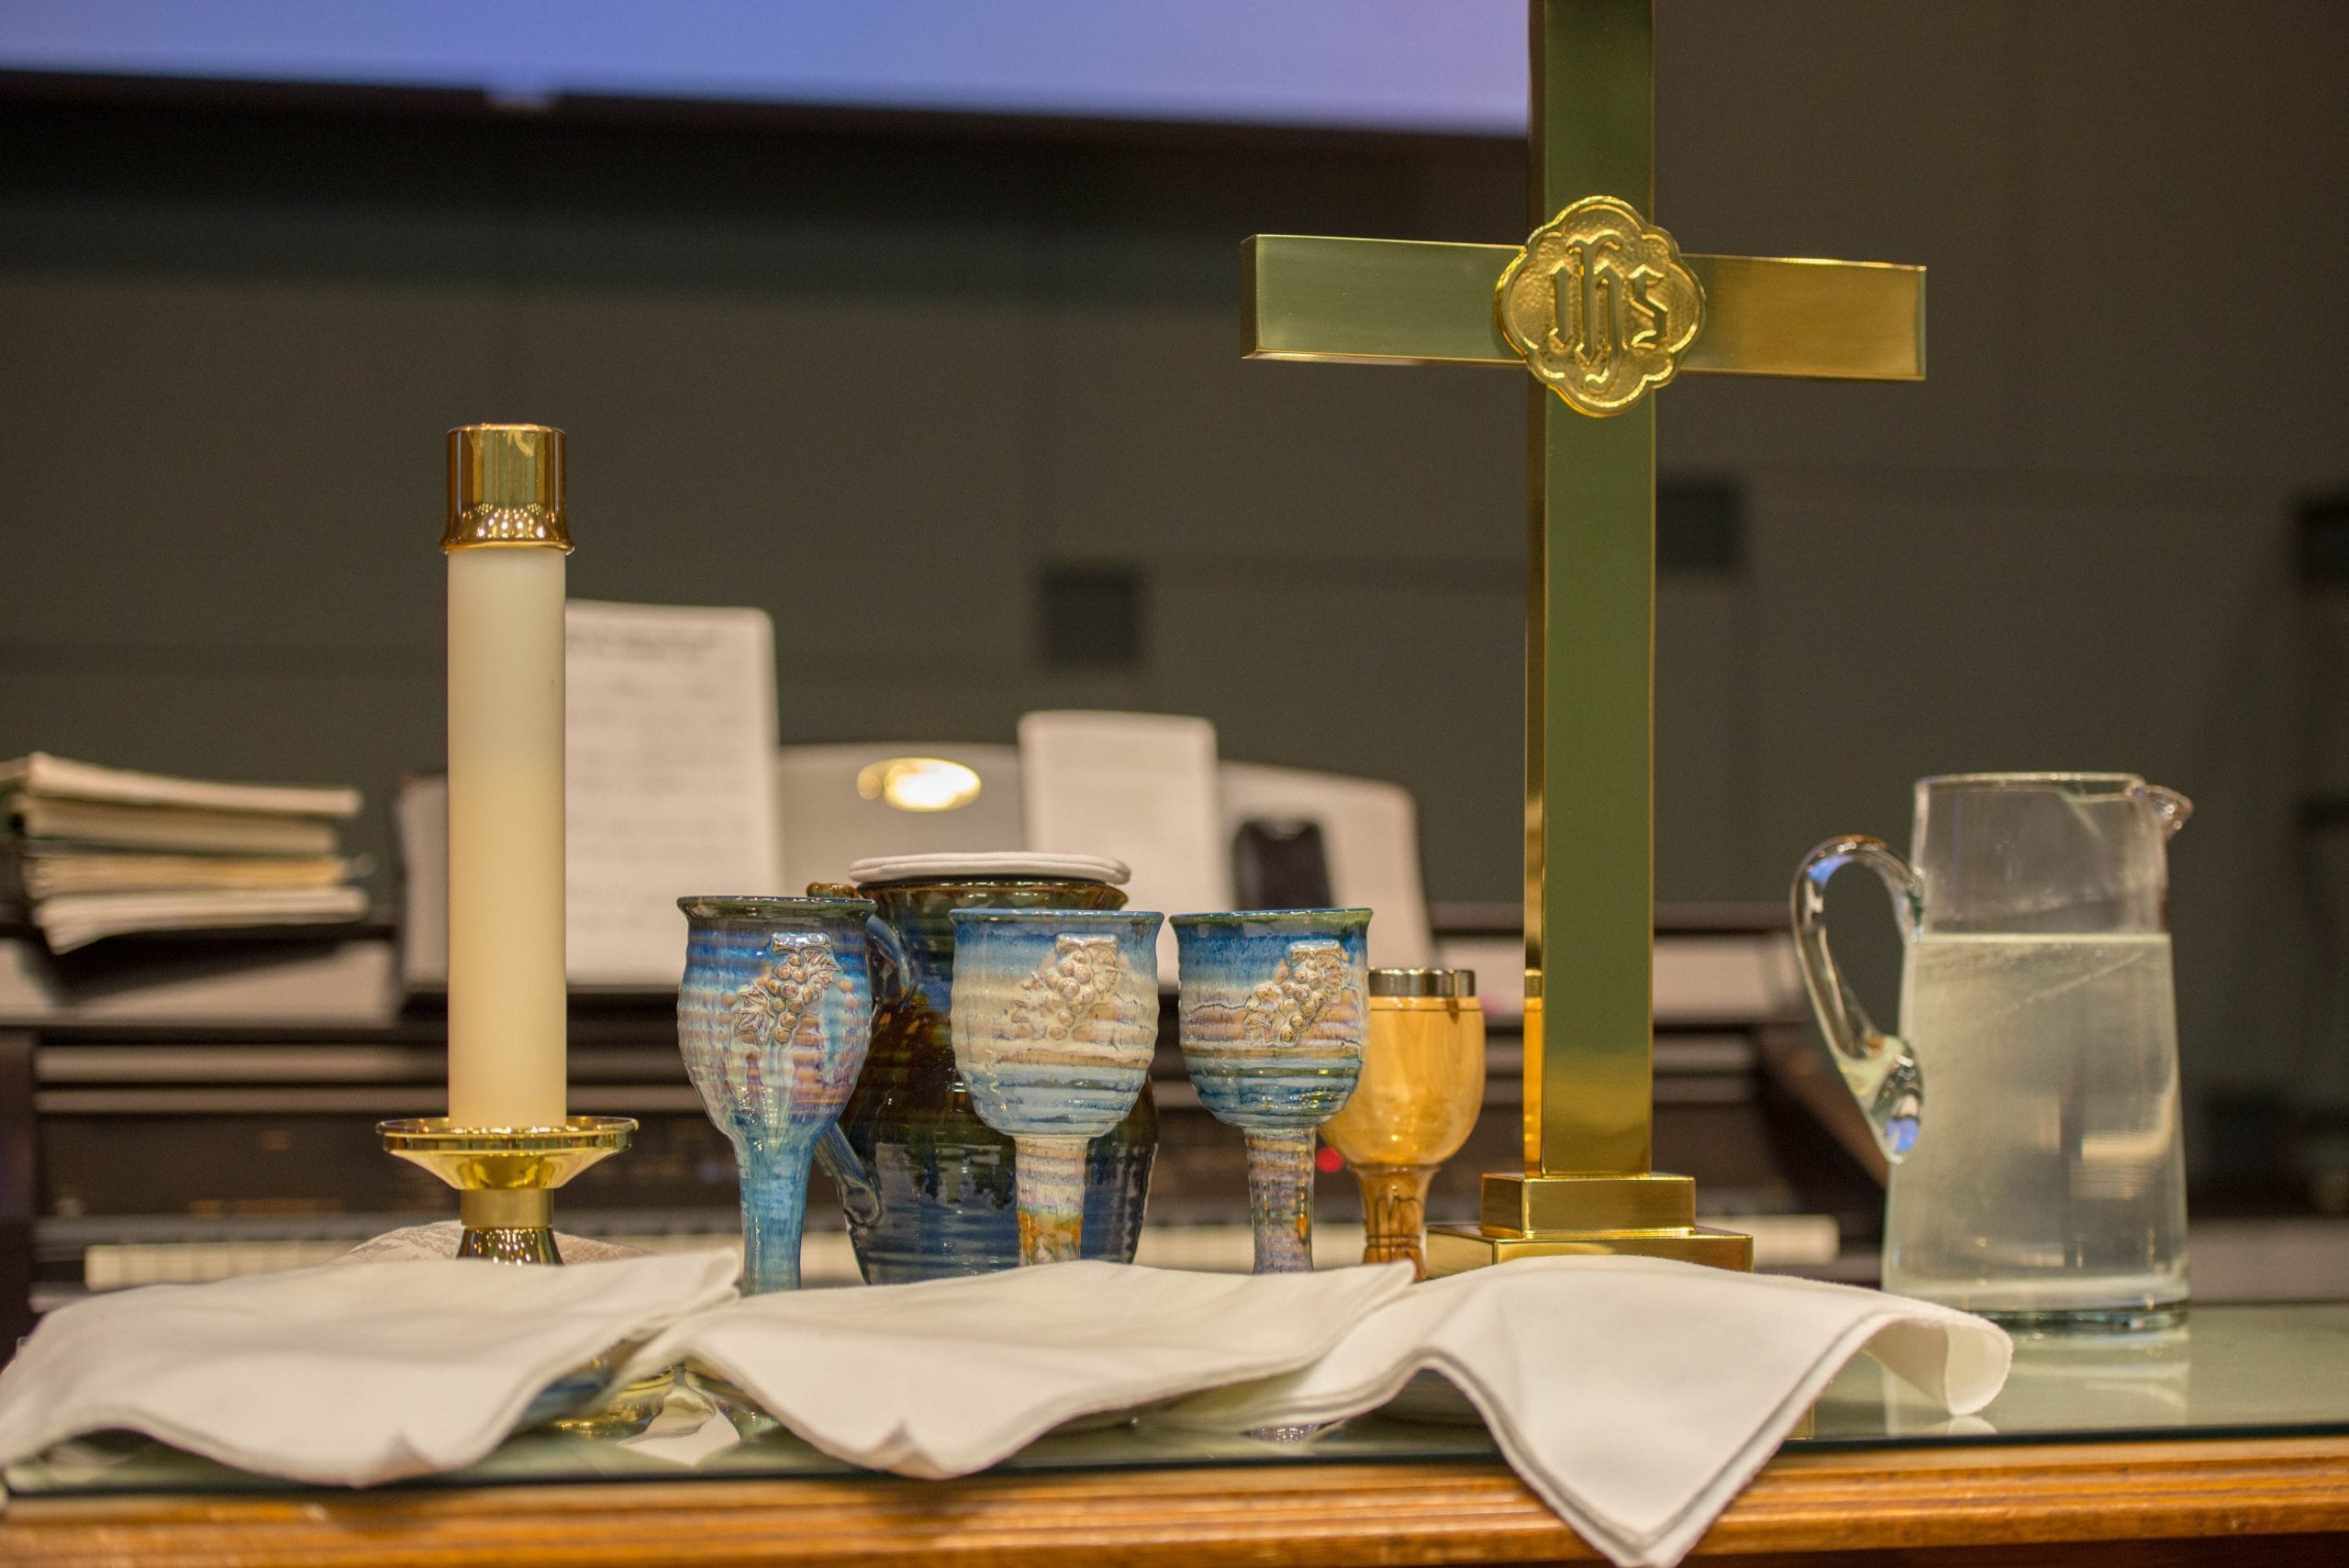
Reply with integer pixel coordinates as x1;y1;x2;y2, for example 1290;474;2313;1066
846;852;1131;886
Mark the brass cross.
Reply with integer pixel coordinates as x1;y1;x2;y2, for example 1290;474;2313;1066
1241;0;1924;1272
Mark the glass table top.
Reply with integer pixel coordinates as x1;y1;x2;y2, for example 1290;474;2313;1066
10;1302;2348;1499
1810;1301;2349;1445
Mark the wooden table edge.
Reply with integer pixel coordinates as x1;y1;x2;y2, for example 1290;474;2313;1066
2;1434;2344;1566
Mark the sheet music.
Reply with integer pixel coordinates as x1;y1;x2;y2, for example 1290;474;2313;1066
1018;711;1229;977
565;601;782;986
394;773;450;991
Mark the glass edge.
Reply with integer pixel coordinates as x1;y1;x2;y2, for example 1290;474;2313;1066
24;1415;2349;1503
855;876;1115;889
946;906;1163;922
1167;908;1375;926
1789;1418;2349;1453
1917;772;2143;790
677;895;876;917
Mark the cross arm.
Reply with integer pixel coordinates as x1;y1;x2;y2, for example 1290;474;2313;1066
1241;234;1925;381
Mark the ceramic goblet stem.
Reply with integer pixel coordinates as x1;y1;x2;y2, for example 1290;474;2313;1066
1244;1129;1318;1273
738;1140;815;1294
1013;1133;1091;1265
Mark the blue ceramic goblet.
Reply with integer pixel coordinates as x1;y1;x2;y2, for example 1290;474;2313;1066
678;895;874;1293
949;909;1163;1265
1172;909;1371;1273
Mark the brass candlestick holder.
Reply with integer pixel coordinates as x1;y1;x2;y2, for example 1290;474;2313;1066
379;1117;636;1264
379;1116;672;1439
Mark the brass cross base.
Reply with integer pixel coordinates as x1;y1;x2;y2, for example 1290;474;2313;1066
1424;1172;1753;1275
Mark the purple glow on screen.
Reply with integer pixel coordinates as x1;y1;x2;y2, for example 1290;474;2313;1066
0;0;1529;134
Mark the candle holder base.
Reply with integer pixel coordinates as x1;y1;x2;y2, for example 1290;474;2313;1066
382;1118;675;1438
378;1117;636;1263
551;1361;674;1440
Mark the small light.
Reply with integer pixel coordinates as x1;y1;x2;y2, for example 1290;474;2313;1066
855;756;984;813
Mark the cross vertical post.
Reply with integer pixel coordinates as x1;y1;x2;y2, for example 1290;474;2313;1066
1240;0;1923;1272
1525;0;1657;1184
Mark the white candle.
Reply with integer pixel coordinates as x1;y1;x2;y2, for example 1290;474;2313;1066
444;426;570;1128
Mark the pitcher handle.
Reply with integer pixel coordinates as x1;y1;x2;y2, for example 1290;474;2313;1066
803;881;889;1227
807;881;916;985
1790;835;1926;1162
813;1123;880;1227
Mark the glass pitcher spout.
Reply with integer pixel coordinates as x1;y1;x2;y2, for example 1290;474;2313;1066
1790;834;1925;1162
2137;783;2192;839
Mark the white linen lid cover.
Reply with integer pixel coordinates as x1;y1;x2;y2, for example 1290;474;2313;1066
846;852;1132;885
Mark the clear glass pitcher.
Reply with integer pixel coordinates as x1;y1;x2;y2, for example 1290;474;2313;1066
1791;773;2192;1328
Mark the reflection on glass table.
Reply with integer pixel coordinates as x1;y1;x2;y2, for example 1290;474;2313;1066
9;1303;2348;1499
1812;1302;2349;1444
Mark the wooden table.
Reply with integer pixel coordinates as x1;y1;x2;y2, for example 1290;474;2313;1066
5;1433;2343;1566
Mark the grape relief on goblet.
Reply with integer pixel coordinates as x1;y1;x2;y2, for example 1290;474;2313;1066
727;934;840;1109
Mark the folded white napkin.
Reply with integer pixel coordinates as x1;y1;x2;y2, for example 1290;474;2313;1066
1157;1255;2011;1568
0;1251;740;1485
0;1244;2005;1564
619;1258;1416;1476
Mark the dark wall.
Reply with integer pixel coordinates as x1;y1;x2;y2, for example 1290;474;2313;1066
5;1;2349;1168
0;83;1536;873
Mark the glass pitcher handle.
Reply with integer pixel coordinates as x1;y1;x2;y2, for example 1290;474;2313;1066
1790;835;1926;1162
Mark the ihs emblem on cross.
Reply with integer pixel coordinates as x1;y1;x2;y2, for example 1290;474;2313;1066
1498;195;1704;417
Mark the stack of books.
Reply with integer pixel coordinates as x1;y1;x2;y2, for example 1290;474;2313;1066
1;753;370;951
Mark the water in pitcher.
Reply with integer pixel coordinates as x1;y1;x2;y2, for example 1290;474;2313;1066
1885;932;2189;1322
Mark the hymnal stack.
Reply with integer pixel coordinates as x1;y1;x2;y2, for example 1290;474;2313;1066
1;753;370;951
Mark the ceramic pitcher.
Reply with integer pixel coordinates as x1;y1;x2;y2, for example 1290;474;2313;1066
1792;773;2192;1327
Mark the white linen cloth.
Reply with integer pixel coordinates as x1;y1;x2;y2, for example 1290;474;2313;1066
1156;1255;2012;1568
618;1258;1417;1476
0;1248;2006;1568
0;1251;740;1485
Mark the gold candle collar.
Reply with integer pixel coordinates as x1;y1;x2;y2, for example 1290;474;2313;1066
445;423;572;551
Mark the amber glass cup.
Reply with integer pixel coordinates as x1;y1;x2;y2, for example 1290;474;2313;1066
1319;969;1484;1279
